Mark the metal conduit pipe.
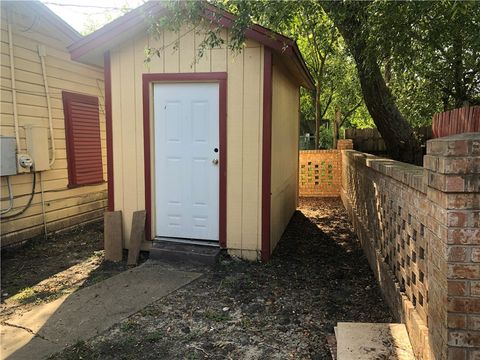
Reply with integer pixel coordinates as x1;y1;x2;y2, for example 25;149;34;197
7;18;21;152
0;172;36;220
38;45;56;167
0;177;14;215
39;171;48;238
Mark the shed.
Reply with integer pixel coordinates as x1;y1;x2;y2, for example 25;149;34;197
1;1;107;246
69;2;314;261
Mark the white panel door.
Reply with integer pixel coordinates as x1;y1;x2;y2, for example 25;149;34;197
154;83;219;241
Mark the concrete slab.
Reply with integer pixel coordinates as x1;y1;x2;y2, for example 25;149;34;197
336;322;415;360
1;263;202;360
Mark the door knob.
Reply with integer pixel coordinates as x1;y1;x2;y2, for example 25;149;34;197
212;159;219;165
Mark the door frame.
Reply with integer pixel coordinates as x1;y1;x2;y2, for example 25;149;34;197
142;73;227;248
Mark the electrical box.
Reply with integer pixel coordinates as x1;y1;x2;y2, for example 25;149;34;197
17;153;32;173
0;137;17;176
26;125;50;171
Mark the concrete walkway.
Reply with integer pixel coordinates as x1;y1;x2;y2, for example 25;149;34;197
335;322;415;360
1;262;202;360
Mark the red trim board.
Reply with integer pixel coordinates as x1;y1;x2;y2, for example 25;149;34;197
68;3;313;90
142;73;228;247
261;47;273;262
104;51;114;211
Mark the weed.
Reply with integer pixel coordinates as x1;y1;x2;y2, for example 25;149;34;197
182;330;201;342
121;319;139;331
185;351;202;360
239;317;253;328
47;340;100;360
204;310;230;322
139;306;162;317
145;331;163;342
11;287;36;303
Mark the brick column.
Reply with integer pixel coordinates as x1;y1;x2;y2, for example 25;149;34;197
337;139;353;150
424;133;480;360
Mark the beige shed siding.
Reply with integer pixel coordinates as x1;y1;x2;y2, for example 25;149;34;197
109;28;264;258
0;3;107;246
270;58;300;251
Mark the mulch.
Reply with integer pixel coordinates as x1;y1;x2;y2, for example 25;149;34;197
50;197;393;360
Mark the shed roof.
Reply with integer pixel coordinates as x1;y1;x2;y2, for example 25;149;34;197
2;0;82;44
68;1;314;89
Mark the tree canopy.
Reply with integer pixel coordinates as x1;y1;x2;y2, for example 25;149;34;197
364;1;480;129
149;0;480;163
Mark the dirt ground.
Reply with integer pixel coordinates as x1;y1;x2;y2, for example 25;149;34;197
1;221;145;321
49;198;393;360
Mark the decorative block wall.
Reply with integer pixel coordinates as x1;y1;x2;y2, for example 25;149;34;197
298;140;353;197
340;133;480;360
299;150;341;197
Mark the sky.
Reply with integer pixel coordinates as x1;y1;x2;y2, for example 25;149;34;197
40;0;146;34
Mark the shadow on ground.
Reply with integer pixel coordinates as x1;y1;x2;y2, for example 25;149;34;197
1;222;146;319
47;197;393;360
1;222;104;302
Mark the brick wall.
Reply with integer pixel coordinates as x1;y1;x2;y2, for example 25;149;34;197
298;140;353;197
340;133;480;360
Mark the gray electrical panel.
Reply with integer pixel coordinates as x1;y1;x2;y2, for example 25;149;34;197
1;137;17;176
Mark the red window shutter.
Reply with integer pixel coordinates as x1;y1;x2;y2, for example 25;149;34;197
62;91;103;187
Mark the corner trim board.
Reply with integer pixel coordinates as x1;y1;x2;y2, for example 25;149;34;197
261;47;273;262
142;72;228;247
104;51;114;211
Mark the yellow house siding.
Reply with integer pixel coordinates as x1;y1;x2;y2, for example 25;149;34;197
109;28;264;258
270;58;300;252
0;3;107;246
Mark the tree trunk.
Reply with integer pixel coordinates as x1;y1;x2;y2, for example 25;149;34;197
453;33;468;108
320;1;423;164
314;81;321;149
332;109;340;149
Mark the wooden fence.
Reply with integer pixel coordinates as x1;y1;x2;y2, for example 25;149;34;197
345;127;432;155
344;128;386;154
432;106;480;138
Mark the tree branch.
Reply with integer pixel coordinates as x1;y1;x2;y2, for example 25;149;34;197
339;100;363;127
320;93;333;118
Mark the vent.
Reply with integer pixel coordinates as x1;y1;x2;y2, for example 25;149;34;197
63;91;103;186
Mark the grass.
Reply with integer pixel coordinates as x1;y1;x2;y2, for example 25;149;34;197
204;310;231;322
139;306;163;317
47;340;99;360
145;331;163;342
185;352;202;360
182;330;201;342
10;286;70;306
120;319;140;332
10;287;36;303
239;317;253;328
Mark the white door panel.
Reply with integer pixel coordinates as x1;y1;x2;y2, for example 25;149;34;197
154;83;219;241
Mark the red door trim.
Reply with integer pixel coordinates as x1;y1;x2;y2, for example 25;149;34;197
261;47;273;262
104;51;114;211
142;72;228;247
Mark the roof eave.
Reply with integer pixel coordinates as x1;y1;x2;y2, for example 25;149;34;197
31;1;82;43
68;1;163;60
68;2;314;88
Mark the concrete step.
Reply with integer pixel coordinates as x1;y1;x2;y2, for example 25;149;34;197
149;240;221;265
335;322;416;360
